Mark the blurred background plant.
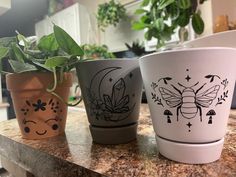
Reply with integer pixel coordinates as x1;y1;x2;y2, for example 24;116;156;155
125;40;146;57
82;44;115;59
97;0;127;31
132;0;207;48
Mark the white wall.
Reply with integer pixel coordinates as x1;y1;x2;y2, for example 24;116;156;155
198;1;213;36
76;0;100;44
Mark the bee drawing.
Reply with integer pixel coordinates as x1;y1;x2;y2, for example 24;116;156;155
159;82;220;121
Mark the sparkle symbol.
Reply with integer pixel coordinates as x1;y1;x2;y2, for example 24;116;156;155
185;75;191;82
129;73;133;78
187;122;192;128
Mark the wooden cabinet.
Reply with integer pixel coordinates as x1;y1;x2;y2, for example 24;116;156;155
35;3;90;45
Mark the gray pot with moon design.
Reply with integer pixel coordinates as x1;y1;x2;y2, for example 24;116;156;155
76;59;143;144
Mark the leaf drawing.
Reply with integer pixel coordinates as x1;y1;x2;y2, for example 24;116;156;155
216;90;229;106
205;75;221;83
158;77;172;85
221;79;229;90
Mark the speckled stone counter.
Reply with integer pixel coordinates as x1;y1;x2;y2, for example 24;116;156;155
0;104;235;177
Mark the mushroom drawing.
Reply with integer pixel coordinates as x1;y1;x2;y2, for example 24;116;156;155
206;109;216;124
164;110;173;123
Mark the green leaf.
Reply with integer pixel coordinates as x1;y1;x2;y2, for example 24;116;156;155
53;25;84;56
0;47;9;60
155;18;164;31
142;0;150;7
12;44;26;63
9;60;37;73
167;3;180;20
175;10;190;27
132;21;147;30
158;0;175;10
38;33;59;52
25;50;47;60
144;30;153;40
177;0;191;9
32;61;53;72
192;13;204;34
45;56;69;68
0;37;16;47
17;33;29;48
135;9;148;15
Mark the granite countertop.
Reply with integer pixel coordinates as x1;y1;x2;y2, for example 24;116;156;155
0;104;235;177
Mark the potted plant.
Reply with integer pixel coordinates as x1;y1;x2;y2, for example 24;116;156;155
0;25;84;140
132;0;207;48
97;0;127;31
82;44;115;59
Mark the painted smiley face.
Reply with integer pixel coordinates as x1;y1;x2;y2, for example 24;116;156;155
19;98;66;139
23;118;60;136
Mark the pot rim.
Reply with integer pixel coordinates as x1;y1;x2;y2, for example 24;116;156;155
6;71;73;91
77;58;138;64
139;47;236;61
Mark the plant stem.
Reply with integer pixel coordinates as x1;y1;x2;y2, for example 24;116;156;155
47;67;57;92
49;91;83;106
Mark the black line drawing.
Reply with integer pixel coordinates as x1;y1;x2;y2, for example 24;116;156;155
221;79;229;90
205;75;221;83
151;82;158;91
164;110;172;123
26;100;31;106
129;72;133;78
206;109;216;124
185;75;191;82
186;122;192;132
151;92;164;107
21;108;29;115
158;77;172;85
22;117;60;135
159;82;220;121
50;100;60;113
216;90;229;106
32;99;47;112
87;67;135;122
103;78;130;114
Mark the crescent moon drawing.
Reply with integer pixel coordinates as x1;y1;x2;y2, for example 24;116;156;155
87;67;136;122
89;67;121;100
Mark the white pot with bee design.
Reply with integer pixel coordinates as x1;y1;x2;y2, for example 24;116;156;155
76;59;143;144
139;47;236;164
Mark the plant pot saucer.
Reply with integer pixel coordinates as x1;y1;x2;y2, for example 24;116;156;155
89;123;138;145
155;135;224;164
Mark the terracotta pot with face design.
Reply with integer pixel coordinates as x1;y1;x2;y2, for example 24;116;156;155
6;72;73;140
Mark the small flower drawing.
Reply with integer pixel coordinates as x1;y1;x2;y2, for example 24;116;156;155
32;99;47;112
90;99;106;119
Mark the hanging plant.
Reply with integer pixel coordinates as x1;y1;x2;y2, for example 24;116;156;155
97;0;127;31
132;0;207;48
